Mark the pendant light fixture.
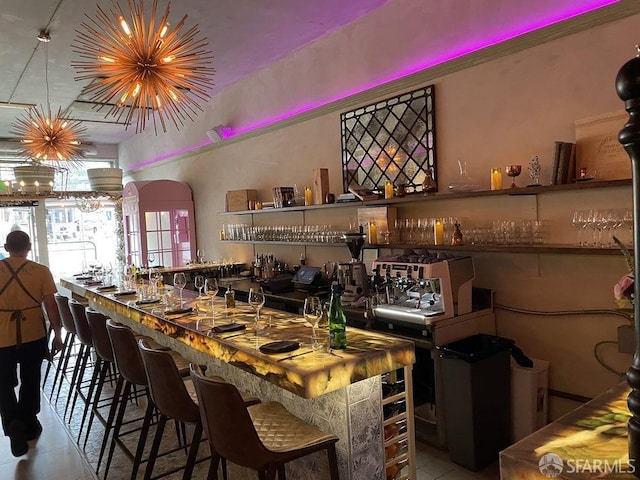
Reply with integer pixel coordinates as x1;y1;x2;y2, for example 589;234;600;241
11;31;87;168
71;0;215;134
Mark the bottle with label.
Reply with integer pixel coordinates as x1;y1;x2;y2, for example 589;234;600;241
225;285;235;308
328;283;347;349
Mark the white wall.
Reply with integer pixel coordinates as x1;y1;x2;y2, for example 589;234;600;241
119;5;640;418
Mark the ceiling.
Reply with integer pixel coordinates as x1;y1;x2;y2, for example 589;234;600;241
0;0;629;155
0;0;392;148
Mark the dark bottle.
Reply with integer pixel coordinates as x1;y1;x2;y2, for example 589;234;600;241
328;284;347;349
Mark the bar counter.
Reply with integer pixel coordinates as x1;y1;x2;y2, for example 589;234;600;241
500;382;633;479
61;277;416;480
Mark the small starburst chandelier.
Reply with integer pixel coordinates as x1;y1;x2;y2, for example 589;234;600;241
11;32;86;168
72;0;215;134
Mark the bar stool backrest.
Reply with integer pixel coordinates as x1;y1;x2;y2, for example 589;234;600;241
69;299;92;347
54;294;76;334
138;338;200;424
190;364;271;470
86;309;113;363
106;320;148;386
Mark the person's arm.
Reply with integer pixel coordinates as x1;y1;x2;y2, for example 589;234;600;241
43;293;63;355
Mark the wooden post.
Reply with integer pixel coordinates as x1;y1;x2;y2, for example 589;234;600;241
616;45;640;476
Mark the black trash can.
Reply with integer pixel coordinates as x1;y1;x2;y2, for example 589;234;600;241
437;333;514;471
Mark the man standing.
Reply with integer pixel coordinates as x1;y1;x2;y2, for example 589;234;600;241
0;231;62;456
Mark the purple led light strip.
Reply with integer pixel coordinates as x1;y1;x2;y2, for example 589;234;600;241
128;0;617;171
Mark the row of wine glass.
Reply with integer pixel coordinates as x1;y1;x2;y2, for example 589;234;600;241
572;208;633;247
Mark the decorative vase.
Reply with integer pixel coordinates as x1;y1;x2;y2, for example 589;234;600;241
87;167;123;192
13;165;56;194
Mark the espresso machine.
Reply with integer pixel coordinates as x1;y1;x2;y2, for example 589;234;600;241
339;231;370;303
371;255;474;327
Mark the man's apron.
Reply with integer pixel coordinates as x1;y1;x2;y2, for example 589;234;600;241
0;259;44;348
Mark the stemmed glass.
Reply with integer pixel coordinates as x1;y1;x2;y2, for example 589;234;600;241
205;278;218;316
194;275;205;298
173;272;187;307
505;165;522;188
248;287;266;333
303;296;323;345
572;210;587;246
197;248;205;265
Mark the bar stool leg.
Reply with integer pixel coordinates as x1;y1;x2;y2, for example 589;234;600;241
103;380;133;479
82;359;111;448
96;374;123;472
78;356;103;442
67;345;91;420
53;332;76;402
143;414;168;480
64;343;86;418
182;422;203;480
130;393;155;480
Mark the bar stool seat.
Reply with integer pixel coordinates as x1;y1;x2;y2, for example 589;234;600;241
248;402;337;452
190;364;339;480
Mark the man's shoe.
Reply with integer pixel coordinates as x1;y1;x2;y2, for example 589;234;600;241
7;420;28;457
24;419;42;441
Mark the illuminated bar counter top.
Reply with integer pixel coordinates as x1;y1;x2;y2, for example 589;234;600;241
500;382;633;479
61;278;416;480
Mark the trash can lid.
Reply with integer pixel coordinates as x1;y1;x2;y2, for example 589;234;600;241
436;333;515;363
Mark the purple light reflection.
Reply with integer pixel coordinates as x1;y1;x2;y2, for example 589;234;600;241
233;0;618;135
127;139;212;172
130;0;617;170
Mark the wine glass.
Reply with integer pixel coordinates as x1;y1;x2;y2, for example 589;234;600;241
205;278;218;316
572;210;587;246
196;248;205;265
248;287;266;333
505;164;522;188
173;272;187;307
303;296;323;345
147;253;155;267
194;275;205;298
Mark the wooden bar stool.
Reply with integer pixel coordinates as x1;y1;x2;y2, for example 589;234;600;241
65;299;94;421
50;294;79;402
138;338;205;480
81;308;117;448
104;320;191;480
190;364;340;480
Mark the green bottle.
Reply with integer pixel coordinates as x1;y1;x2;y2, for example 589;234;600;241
328;284;347;349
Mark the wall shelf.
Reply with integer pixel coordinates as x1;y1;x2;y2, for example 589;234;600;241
218;179;631;216
373;243;628;256
221;240;343;247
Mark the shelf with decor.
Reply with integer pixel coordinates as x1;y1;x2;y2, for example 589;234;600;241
218;179;631;216
370;242;629;256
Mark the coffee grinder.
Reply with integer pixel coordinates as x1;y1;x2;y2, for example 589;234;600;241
339;229;370;303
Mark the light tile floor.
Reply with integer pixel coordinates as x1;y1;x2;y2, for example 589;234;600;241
0;362;500;480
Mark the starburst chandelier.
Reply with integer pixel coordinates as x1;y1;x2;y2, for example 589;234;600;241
72;0;215;134
11;32;86;167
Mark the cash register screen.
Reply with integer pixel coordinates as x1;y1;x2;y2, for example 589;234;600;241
293;266;320;285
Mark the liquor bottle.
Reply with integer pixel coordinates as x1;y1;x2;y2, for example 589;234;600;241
328;283;347;349
225;285;235;308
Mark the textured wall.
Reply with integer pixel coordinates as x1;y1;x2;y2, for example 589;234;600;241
118;6;640;418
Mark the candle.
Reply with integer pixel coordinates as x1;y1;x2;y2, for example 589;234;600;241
384;181;394;199
368;221;377;244
34;181;40;195
19;180;25;194
490;168;502;190
434;219;444;245
4;181;11;195
304;186;313;206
